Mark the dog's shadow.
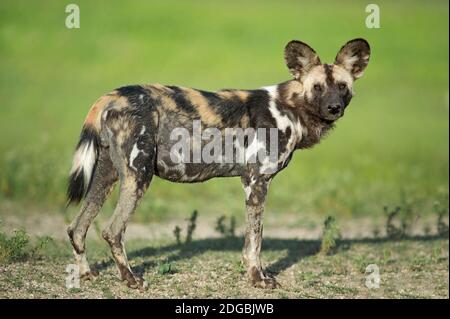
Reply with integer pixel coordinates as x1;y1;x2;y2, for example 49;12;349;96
94;234;443;277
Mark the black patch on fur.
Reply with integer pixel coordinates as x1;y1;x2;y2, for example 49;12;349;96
246;90;273;127
116;85;151;108
116;85;148;97
342;89;353;108
67;170;85;206
323;64;334;85
168;86;196;113
199;90;247;127
67;126;100;205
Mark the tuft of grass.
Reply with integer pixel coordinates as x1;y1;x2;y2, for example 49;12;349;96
214;215;237;238
173;226;182;245
434;201;449;238
319;216;341;255
172;210;198;245
385;206;403;240
185;210;198;243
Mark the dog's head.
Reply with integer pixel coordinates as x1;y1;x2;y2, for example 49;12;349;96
284;38;370;122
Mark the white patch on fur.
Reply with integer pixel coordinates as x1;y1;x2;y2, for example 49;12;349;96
70;141;96;188
179;172;201;182
297;56;310;68
245;137;266;163
129;143;148;172
129;144;141;171
341;55;359;72
268;100;292;133
140;125;146;135
259;156;279;175
243;177;256;200
262;85;278;100
256;86;306;174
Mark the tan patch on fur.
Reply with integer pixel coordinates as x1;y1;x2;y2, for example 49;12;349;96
281;81;304;107
85;92;128;130
234;90;250;102
302;65;327;100
332;65;354;89
217;90;250;102
144;83;173;98
159;95;178;111
184;88;222;127
240;114;250;129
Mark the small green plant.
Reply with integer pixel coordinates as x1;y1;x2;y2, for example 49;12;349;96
185;210;198;243
434;201;449;238
0;228;30;263
384;200;420;240
157;260;176;275
172;210;198;244
399;191;419;234
235;261;246;274
0;220;54;264
173;226;182;245
319;216;341;255
384;206;403;240
214;215;236;238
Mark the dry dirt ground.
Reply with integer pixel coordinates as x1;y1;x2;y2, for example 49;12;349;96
0;208;448;299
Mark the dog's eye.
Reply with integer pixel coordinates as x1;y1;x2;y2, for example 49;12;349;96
338;83;347;91
313;84;323;92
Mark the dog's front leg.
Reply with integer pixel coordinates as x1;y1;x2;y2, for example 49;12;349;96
241;174;279;289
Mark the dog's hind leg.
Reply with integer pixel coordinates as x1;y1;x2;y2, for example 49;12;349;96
67;148;118;279
101;122;155;290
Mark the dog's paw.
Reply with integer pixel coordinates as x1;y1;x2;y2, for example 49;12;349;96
249;267;281;289
80;269;99;281
123;275;148;291
253;277;281;289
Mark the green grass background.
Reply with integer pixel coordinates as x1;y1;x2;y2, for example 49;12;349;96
0;0;448;223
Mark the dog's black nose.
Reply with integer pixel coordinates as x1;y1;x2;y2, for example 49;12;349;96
327;104;341;115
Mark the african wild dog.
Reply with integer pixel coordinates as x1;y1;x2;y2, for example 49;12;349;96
67;39;370;289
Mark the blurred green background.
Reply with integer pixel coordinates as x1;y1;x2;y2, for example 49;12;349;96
0;0;448;223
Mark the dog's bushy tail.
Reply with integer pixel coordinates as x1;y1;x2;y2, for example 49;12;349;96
67;125;100;205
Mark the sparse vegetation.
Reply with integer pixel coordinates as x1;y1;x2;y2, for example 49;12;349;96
434;201;449;238
0;223;53;264
0;234;447;299
214;215;237;238
0;228;30;264
173;226;182;245
185;210;198;243
172;210;198;245
319;216;341;255
385;206;404;240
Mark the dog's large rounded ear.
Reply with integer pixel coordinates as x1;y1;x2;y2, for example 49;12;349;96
334;38;371;79
284;40;321;79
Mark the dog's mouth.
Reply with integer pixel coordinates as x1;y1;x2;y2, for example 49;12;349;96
319;109;344;124
321;118;336;125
